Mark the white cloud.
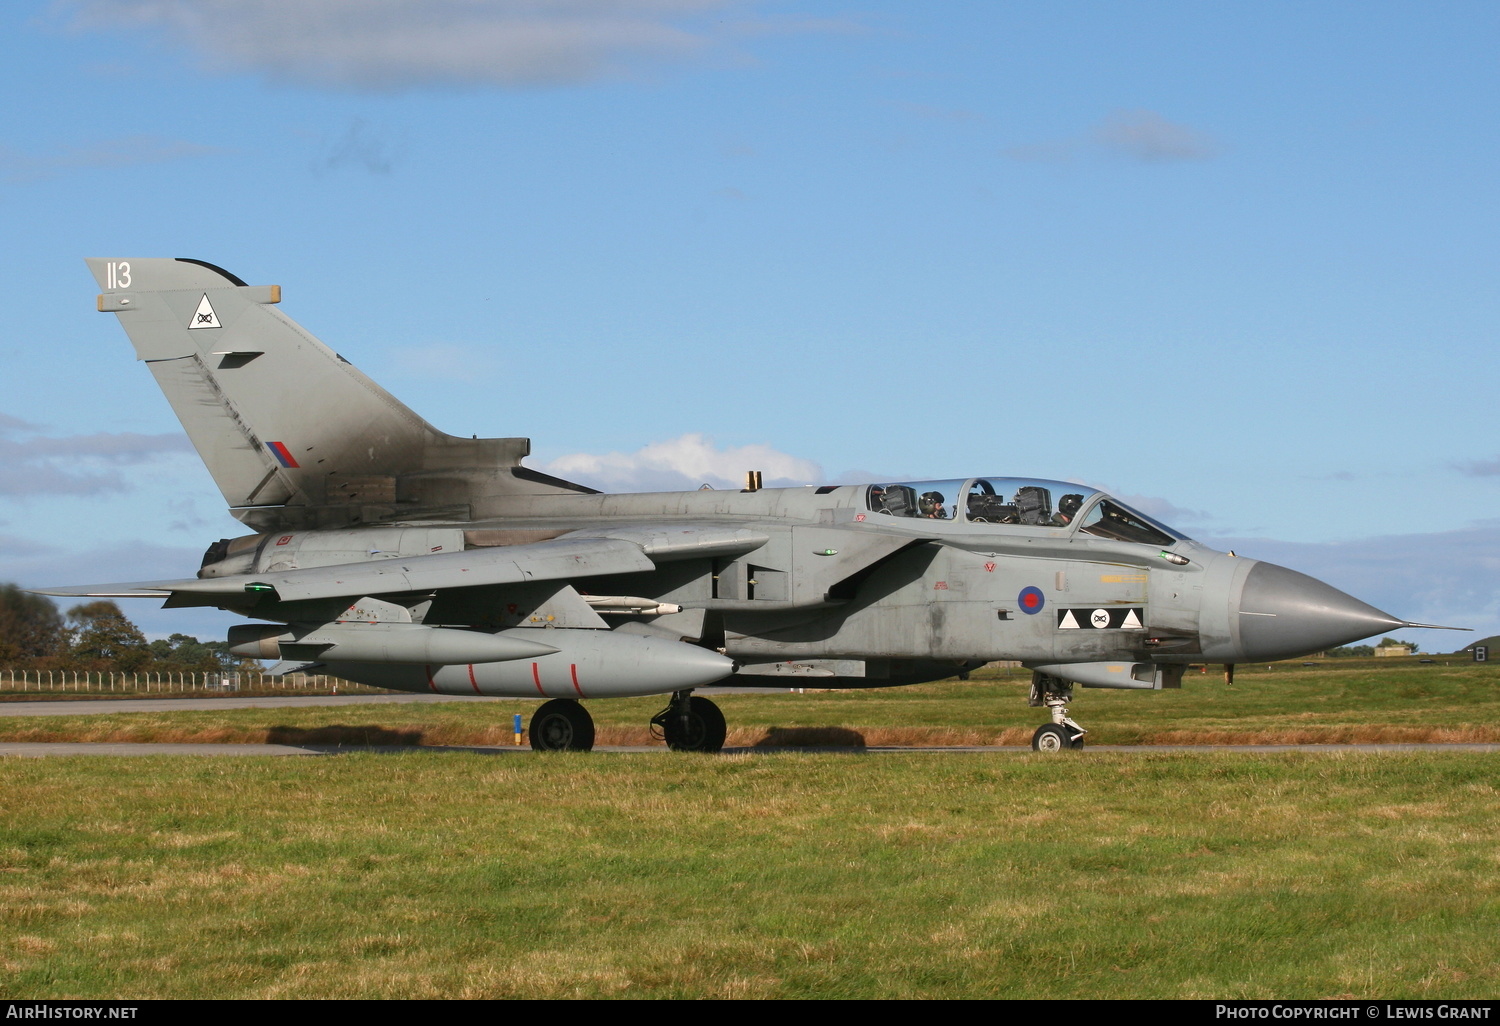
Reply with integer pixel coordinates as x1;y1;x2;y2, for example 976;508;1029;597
1111;492;1213;528
1456;456;1500;477
1093;108;1218;162
0;418;193;497
57;0;837;90
0;414;44;435
1003;108;1218;165
535;432;822;492
0;135;223;184
0;537;202;588
0;535;244;640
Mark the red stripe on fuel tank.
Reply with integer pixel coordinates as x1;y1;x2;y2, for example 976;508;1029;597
570;663;583;697
425;664;436;693
467;664;480;694
531;661;545;695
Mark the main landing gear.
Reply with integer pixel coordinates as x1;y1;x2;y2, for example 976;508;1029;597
1029;672;1085;752
650;690;727;753
528;692;728;753
530;698;596;752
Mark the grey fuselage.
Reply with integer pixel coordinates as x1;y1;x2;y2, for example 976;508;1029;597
64;257;1416;702
199;479;1393;695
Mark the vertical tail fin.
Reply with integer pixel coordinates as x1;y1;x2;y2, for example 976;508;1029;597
86;258;588;530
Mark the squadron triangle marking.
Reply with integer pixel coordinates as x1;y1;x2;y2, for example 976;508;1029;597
188;293;221;329
1055;606;1147;630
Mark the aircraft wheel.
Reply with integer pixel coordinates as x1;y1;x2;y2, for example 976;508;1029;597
531;698;595;752
663;696;727;753
1031;723;1074;753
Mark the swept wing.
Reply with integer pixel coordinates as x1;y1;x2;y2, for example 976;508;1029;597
34;526;768;604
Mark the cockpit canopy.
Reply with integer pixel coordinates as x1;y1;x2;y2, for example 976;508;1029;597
864;477;1186;546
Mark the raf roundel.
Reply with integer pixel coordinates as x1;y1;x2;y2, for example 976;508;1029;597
1018;586;1046;614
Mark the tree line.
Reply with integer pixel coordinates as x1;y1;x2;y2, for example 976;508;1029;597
0;583;248;674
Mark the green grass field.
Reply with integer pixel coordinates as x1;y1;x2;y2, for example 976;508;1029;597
2;751;1498;998
2;659;1498;999
1;658;1498;747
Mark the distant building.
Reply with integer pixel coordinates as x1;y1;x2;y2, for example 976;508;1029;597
1375;641;1413;657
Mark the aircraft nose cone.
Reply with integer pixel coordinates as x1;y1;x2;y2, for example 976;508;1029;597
1237;561;1405;662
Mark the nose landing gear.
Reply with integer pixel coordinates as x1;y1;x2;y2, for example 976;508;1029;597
1029;672;1085;751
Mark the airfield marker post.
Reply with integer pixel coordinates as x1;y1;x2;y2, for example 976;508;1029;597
514;713;523;745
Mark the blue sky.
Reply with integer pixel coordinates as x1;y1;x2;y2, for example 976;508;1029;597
2;1;1497;647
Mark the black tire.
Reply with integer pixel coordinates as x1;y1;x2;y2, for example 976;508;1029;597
1031;723;1072;753
663;696;727;753
530;698;595;752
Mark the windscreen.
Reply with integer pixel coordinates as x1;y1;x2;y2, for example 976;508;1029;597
1077;499;1185;545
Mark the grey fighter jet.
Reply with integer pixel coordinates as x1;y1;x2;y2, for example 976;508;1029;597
38;258;1464;752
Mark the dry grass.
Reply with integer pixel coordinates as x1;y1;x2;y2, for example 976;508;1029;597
2;751;1500;998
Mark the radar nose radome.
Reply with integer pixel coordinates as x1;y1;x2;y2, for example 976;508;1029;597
1236;561;1406;662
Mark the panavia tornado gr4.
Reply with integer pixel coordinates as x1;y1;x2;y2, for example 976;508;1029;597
39;258;1464;752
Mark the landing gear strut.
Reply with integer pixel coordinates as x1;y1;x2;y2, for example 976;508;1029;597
1029;673;1085;751
651;690;727;753
531;698;596;752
